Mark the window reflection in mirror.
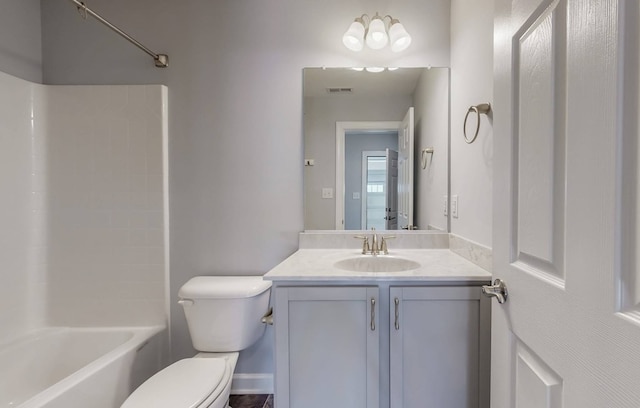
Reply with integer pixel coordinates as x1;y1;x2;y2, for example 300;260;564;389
364;155;387;231
303;67;450;232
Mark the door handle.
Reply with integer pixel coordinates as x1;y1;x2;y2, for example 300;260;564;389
482;279;508;304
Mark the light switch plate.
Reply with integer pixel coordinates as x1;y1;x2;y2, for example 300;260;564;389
322;188;333;199
444;195;448;216
452;195;459;218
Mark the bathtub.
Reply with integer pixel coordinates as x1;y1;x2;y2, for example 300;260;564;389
0;326;166;408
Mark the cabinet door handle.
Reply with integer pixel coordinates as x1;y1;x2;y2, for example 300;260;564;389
394;297;400;330
370;298;376;331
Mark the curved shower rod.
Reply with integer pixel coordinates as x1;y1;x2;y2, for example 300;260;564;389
68;0;168;68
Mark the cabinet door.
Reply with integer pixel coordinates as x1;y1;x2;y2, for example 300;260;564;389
274;286;380;408
389;286;490;408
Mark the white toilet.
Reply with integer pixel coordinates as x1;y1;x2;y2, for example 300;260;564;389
121;276;272;408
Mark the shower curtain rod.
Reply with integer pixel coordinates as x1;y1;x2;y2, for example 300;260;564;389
68;0;168;68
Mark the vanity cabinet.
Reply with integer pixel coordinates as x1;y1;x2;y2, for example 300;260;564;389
273;284;490;408
274;286;380;408
389;286;490;408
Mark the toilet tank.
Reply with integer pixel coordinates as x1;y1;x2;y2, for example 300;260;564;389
178;276;272;352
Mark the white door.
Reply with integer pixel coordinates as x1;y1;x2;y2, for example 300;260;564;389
491;0;640;407
398;108;414;230
385;149;399;230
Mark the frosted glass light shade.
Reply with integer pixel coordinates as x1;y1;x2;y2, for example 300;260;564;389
365;17;388;50
342;20;366;51
389;21;412;52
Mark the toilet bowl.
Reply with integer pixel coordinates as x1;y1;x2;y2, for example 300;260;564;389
121;276;271;408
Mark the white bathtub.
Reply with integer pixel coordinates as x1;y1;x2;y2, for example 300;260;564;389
0;326;166;408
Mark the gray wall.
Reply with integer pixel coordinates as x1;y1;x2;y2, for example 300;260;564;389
413;68;450;231
39;0;451;375
0;0;41;82
450;0;494;246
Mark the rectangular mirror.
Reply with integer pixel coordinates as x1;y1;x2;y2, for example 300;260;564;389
303;67;450;232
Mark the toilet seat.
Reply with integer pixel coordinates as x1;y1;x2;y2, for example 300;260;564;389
121;358;232;408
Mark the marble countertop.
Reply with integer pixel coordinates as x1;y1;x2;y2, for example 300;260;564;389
263;249;492;282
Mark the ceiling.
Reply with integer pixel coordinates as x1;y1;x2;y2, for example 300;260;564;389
303;67;427;98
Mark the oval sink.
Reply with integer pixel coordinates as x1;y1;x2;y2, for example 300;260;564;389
333;256;421;272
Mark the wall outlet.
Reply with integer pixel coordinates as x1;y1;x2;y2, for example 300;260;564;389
443;196;448;216
304;159;315;166
322;188;333;199
452;195;459;218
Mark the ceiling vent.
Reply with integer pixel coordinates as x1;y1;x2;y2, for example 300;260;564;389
326;87;353;94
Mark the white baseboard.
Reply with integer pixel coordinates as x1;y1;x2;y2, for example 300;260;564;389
231;373;274;395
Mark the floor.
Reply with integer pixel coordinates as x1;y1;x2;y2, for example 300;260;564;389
229;394;273;408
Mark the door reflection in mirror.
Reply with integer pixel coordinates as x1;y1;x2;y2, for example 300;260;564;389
345;131;398;229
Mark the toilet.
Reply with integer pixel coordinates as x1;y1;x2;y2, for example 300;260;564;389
121;276;272;408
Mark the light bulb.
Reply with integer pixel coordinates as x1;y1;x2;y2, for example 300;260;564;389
389;20;412;52
342;20;366;52
365;15;388;50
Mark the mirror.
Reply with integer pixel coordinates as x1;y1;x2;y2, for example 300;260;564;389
303;67;450;232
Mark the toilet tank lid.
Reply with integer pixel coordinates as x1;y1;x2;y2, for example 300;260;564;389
179;276;272;299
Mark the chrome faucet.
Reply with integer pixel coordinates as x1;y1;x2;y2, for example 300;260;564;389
371;228;379;255
355;228;395;256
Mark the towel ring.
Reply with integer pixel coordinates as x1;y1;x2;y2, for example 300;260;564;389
463;103;491;144
421;147;434;169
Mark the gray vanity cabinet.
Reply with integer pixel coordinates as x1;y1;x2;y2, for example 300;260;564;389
389;286;491;408
273;284;490;408
274;286;380;408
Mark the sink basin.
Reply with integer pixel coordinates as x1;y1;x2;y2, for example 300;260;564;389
333;256;421;272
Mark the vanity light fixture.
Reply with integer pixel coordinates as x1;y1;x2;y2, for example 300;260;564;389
342;13;412;52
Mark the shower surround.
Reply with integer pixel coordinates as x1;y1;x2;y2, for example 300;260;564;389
0;70;169;405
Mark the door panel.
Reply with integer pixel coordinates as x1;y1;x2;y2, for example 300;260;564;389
514;342;563;408
515;0;566;281
620;0;640;320
398;108;414;229
385;149;398;230
274;286;379;408
389;287;490;408
493;0;640;407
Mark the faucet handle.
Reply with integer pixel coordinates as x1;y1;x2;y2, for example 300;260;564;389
354;235;370;254
380;235;396;255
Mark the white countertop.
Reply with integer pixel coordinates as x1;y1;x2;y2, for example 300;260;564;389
263;249;492;282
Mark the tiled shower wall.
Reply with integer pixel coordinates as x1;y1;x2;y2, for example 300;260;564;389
0;71;168;343
43;84;168;326
0;72;46;344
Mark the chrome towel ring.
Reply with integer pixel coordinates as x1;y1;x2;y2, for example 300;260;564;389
463;103;491;144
